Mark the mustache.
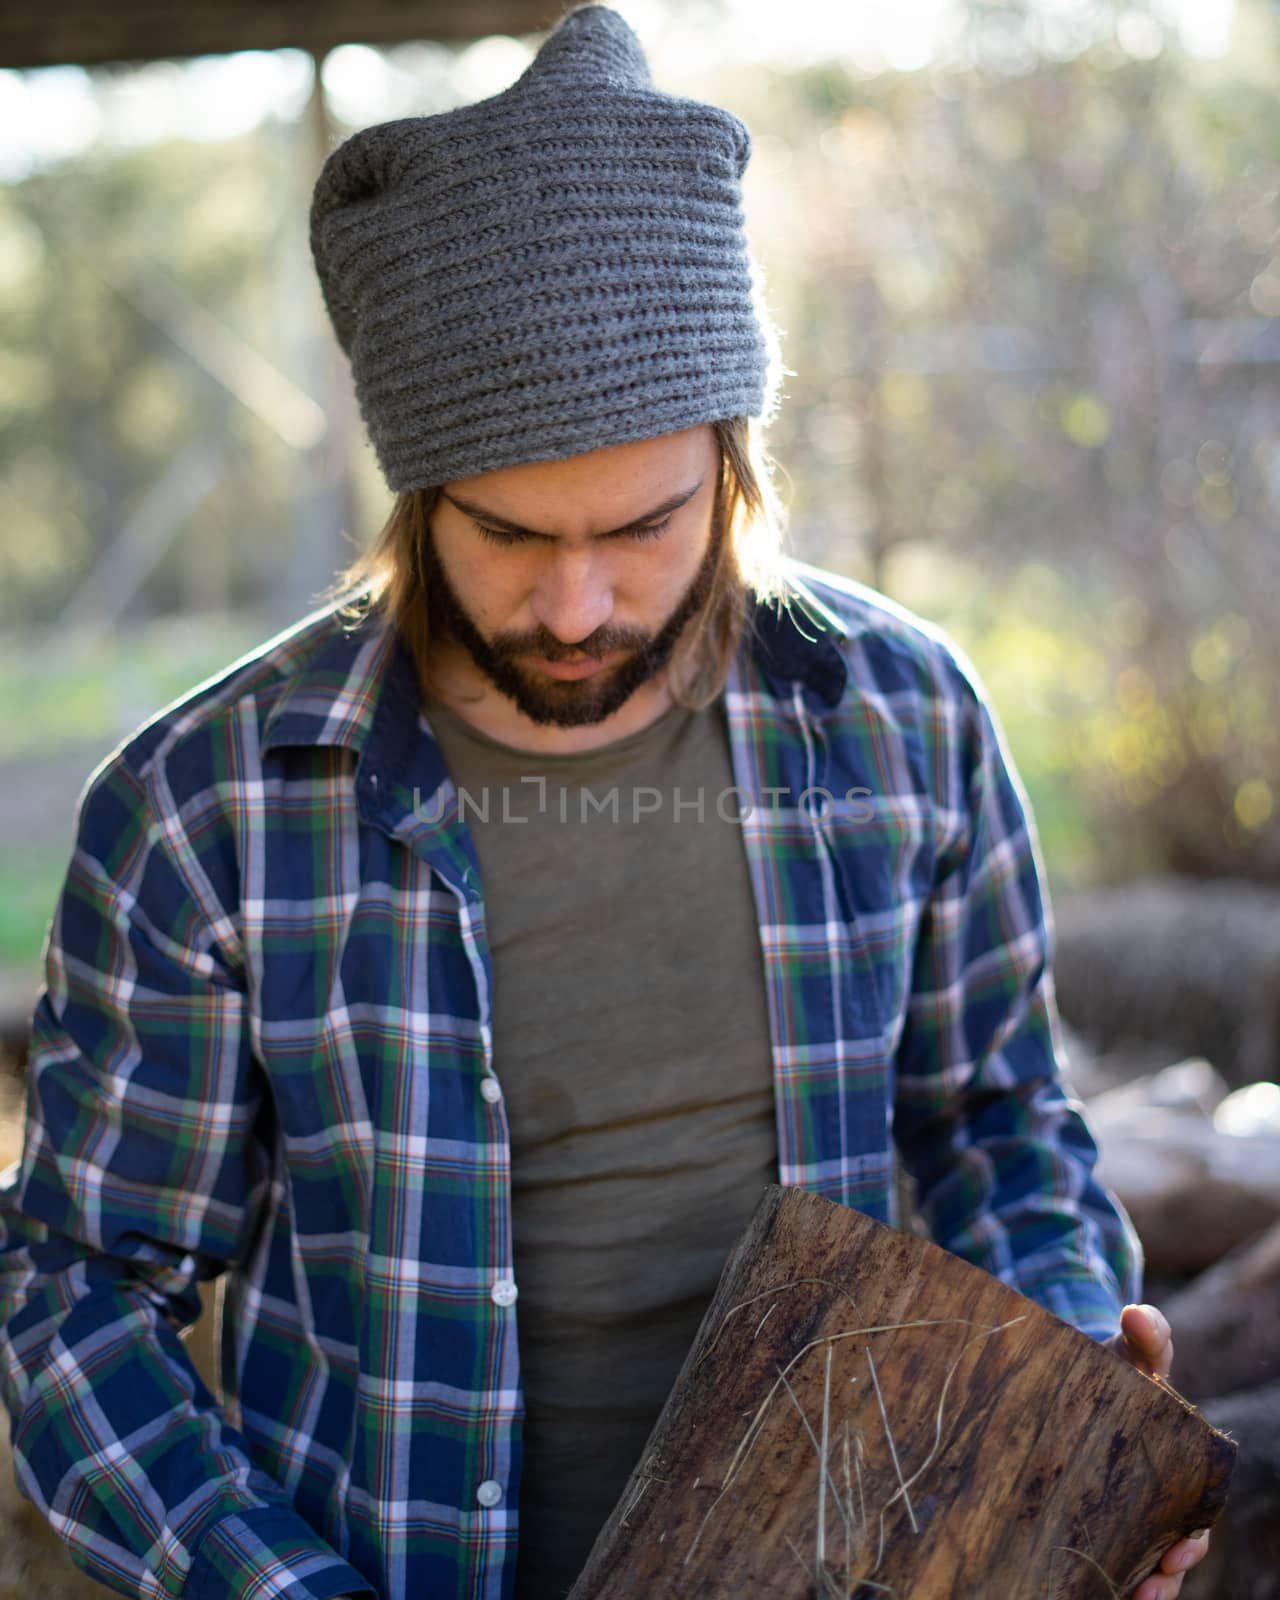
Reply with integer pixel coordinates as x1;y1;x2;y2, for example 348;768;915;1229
488;624;652;663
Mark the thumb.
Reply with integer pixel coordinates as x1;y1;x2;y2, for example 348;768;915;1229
1120;1303;1173;1376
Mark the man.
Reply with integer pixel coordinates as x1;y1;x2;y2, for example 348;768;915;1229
0;8;1209;1599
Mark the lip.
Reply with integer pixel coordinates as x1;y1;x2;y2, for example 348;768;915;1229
528;651;617;681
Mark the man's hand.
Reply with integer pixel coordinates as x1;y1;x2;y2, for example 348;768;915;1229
1103;1303;1212;1600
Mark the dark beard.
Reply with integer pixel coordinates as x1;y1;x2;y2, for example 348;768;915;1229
421;515;725;728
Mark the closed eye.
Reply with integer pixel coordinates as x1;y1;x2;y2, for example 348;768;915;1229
472;515;674;548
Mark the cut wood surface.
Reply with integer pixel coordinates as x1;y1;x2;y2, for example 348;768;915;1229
569;1185;1236;1600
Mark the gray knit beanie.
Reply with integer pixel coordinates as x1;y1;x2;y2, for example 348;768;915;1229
309;4;776;490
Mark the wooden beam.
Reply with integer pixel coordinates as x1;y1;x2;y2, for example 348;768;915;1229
0;0;562;71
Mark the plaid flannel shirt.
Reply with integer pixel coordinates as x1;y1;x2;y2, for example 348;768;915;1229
0;563;1142;1600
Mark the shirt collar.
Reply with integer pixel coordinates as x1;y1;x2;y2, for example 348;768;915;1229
259;600;398;757
746;572;851;709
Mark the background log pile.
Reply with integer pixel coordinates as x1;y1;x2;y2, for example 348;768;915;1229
1052;878;1280;1599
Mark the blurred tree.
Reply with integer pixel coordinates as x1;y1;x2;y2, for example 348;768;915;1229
723;4;1280;884
0;115;322;631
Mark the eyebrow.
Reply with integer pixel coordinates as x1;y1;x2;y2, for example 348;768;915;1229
440;479;705;541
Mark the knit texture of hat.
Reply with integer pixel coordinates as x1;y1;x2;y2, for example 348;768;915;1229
309;4;774;490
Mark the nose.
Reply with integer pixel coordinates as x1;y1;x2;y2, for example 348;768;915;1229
529;545;613;647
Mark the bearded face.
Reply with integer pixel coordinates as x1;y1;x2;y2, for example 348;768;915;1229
421;426;727;730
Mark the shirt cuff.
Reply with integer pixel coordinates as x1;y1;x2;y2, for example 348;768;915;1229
1033;1275;1127;1343
184;1505;376;1600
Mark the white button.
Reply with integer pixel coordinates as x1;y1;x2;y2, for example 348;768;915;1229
476;1479;503;1508
491;1277;518;1307
480;1077;503;1104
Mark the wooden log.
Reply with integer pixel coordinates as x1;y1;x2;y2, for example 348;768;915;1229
1158;1218;1280;1402
1186;1381;1280;1600
1084;1058;1230;1120
568;1185;1235;1600
1052;879;1280;1091
1089;1111;1280;1274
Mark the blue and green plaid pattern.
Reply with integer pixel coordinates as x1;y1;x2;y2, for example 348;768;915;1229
0;564;1141;1600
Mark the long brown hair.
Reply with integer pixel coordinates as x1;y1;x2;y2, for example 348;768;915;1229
332;417;790;710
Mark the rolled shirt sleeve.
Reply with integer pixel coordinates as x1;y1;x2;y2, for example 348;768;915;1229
892;651;1144;1342
0;753;374;1600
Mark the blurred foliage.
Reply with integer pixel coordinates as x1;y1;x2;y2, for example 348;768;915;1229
0;617;273;975
0;132;291;621
720;7;1280;885
0;849;66;970
0;615;268;762
0;1;1278;992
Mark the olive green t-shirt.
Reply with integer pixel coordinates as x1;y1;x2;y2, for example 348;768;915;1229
423;692;778;1599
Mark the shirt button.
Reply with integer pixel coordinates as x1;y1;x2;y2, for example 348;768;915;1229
476;1479;503;1508
491;1277;518;1307
480;1077;503;1104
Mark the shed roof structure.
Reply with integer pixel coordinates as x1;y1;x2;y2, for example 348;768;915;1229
1;0;561;69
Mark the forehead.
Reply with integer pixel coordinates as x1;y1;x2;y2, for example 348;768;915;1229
442;425;717;528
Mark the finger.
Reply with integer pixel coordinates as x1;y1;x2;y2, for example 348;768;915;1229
1133;1574;1182;1600
1120;1303;1174;1378
1120;1303;1168;1353
1117;1308;1157;1374
1159;1530;1212;1573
